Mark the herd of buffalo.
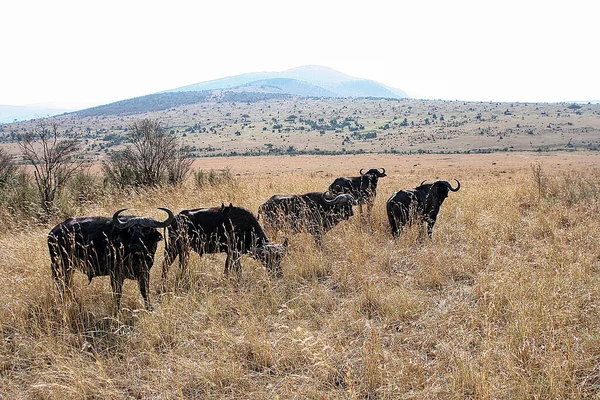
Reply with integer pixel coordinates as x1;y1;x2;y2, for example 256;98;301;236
47;168;460;313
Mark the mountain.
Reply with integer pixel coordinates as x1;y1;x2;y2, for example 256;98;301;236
3;66;409;121
166;65;409;99
0;104;73;123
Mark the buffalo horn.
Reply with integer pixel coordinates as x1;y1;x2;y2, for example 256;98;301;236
360;168;366;175
138;207;176;228
322;192;343;205
379;168;386;175
322;192;355;205
449;179;461;192
113;208;135;229
113;207;175;229
435;179;461;192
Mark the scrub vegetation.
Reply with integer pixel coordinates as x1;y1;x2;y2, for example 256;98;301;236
1;152;599;398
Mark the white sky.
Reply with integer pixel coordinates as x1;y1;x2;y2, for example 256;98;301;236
1;0;598;108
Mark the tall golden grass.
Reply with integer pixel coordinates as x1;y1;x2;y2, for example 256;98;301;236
1;154;599;398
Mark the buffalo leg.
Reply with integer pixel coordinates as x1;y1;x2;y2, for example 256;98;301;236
388;203;407;238
388;212;399;238
160;248;177;293
138;271;152;311
365;199;374;216
110;273;125;315
426;220;435;238
175;246;192;290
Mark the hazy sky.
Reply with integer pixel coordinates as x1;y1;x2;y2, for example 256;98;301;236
2;0;598;108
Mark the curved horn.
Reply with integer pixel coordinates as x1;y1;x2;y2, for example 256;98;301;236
435;179;461;192
379;168;386;175
449;179;460;192
138;207;176;228
360;168;366;175
322;192;355;205
112;208;137;229
322;192;344;205
322;191;338;205
420;180;428;186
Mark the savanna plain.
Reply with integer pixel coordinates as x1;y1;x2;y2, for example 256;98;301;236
1;152;600;399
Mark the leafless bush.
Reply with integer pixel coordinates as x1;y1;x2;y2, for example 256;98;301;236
103;119;192;188
17;120;86;217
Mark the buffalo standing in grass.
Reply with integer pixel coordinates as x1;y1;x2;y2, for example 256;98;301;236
48;208;175;313
161;204;288;290
386;179;461;237
328;168;387;214
258;192;357;246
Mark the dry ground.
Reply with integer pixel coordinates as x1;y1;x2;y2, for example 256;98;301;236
1;152;600;398
2;98;600;158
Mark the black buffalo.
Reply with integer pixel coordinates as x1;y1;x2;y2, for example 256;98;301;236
48;208;175;313
258;192;357;246
161;204;288;289
328;168;387;214
386;179;461;237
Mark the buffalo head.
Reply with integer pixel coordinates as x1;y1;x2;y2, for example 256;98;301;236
322;192;357;220
112;207;175;252
254;237;289;277
426;179;460;206
360;168;386;177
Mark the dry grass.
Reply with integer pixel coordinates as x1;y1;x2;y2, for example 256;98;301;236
1;153;600;399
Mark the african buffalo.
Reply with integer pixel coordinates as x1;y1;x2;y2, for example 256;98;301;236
48;208;175;313
161;203;288;289
386;179;461;237
258;192;357;246
328;168;387;214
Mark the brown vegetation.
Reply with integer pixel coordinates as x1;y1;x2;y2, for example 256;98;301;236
1;152;599;398
2;98;600;159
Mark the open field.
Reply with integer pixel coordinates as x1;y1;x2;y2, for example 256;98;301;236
1;152;600;398
2;98;600;159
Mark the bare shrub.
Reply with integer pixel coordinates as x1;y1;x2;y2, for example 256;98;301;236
103;119;192;188
530;161;546;202
167;145;194;185
17;120;86;218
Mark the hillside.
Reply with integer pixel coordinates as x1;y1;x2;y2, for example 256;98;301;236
1;97;599;160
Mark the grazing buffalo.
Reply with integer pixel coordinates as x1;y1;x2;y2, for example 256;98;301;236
161;204;288;289
386;179;461;237
48;208;175;313
258;192;357;246
328;168;387;214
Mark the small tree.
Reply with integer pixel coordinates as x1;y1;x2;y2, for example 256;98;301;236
18;121;85;217
103;119;192;188
0;148;17;188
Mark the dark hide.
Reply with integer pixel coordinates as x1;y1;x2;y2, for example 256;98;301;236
161;204;288;290
386;179;460;237
48;208;174;313
258;192;357;246
328;168;386;214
